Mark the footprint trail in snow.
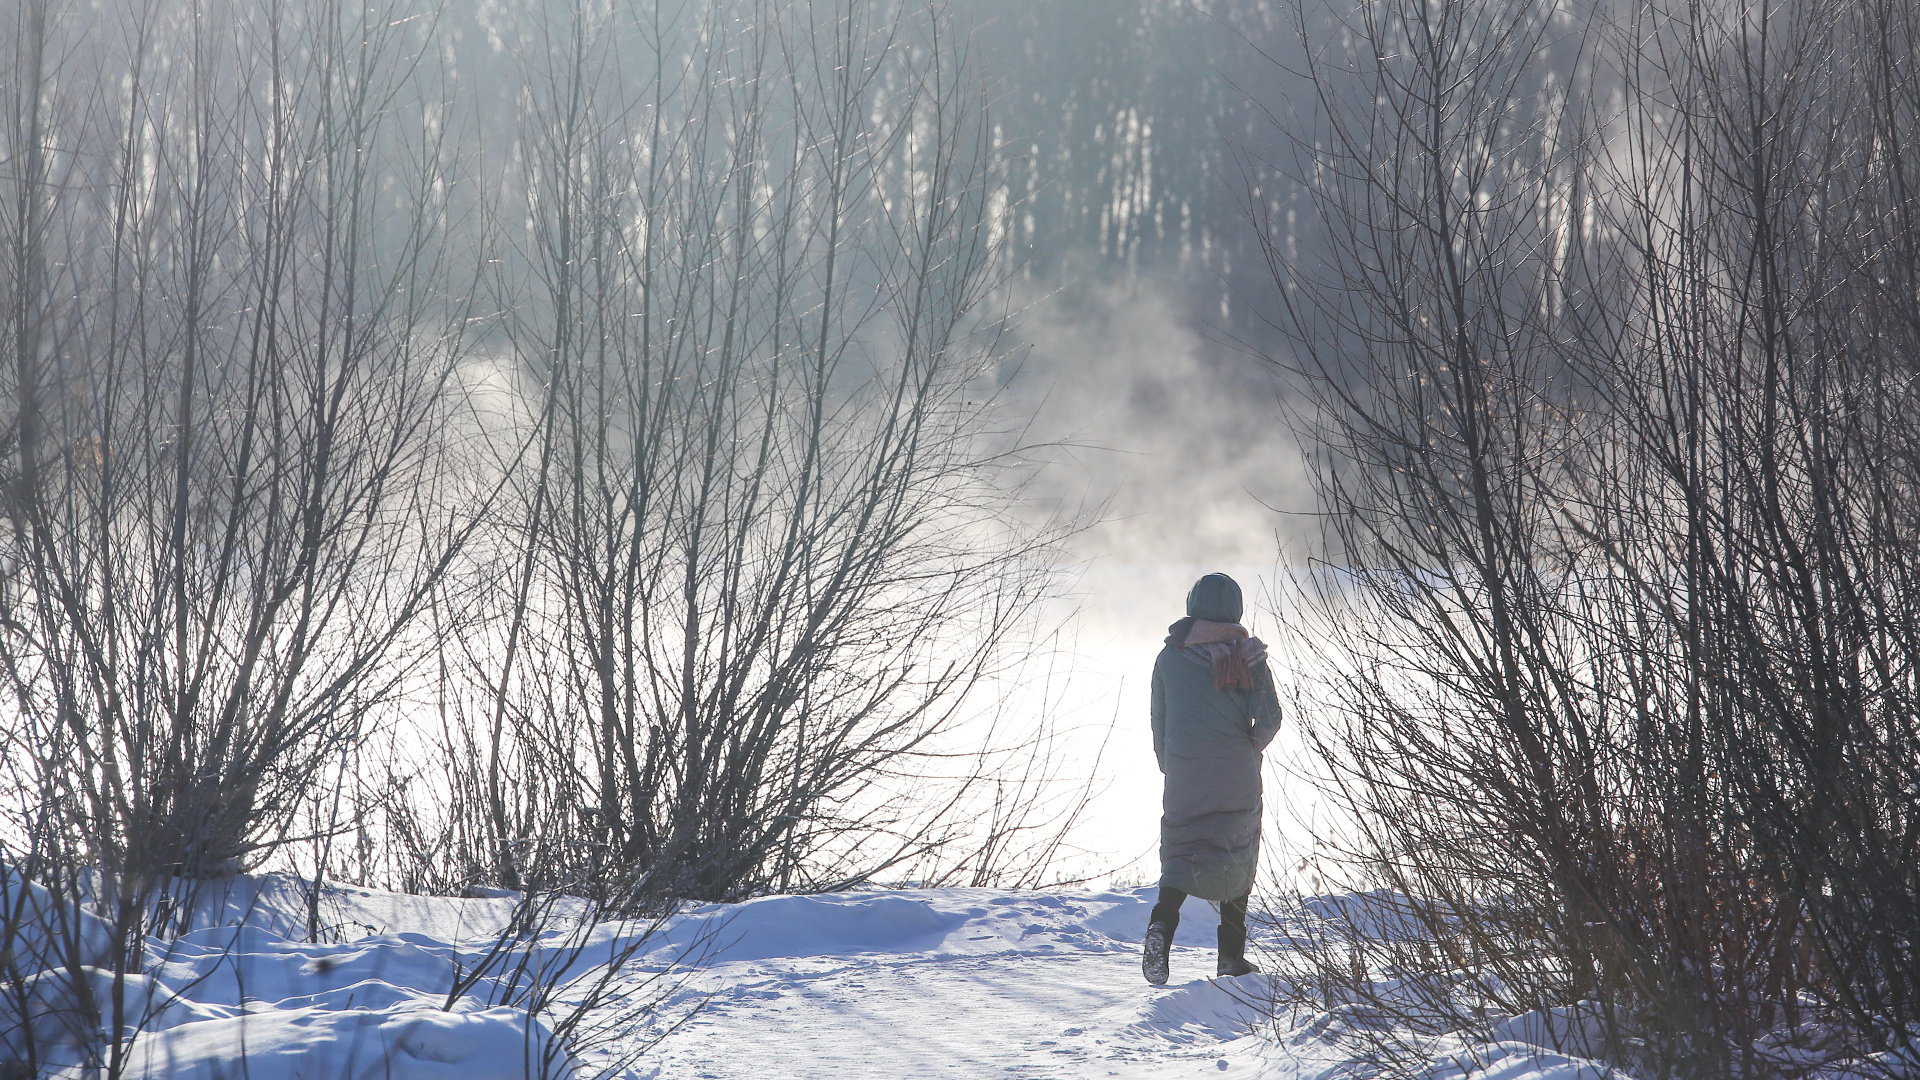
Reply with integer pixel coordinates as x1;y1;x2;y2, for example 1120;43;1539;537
633;889;1335;1080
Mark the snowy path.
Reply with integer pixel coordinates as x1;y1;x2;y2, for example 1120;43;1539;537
634;889;1337;1080
652;951;1280;1079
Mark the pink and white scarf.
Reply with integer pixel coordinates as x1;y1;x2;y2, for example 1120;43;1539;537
1165;617;1268;691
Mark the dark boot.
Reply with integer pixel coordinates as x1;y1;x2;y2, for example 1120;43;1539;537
1216;924;1259;977
1143;886;1186;986
1143;920;1173;985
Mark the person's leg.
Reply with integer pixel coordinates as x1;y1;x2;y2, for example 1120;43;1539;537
1149;884;1187;934
1216;892;1258;976
1143;883;1187;985
1219;892;1248;933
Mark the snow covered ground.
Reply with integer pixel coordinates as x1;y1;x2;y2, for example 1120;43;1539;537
639;888;1311;1080
4;872;1627;1079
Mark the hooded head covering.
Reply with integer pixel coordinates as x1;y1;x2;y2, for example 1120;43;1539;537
1185;573;1243;623
1167;573;1263;690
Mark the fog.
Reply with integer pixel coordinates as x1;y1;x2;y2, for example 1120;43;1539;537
949;1;1326;879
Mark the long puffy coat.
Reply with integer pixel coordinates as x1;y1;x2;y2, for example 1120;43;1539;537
1150;642;1283;901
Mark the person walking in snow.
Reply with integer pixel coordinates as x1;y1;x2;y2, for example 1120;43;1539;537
1143;572;1282;984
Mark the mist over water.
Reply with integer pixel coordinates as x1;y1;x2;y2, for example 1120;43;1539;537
1014;276;1304;567
999;270;1321;882
945;1;1327;879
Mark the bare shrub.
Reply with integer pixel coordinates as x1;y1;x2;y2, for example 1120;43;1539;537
1258;0;1920;1074
396;0;1077;905
0;0;482;883
0;0;494;1068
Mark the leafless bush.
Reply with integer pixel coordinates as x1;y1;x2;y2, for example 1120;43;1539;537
382;0;1080;905
0;0;483;883
438;881;697;1080
0;0;496;1067
1259;0;1920;1075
